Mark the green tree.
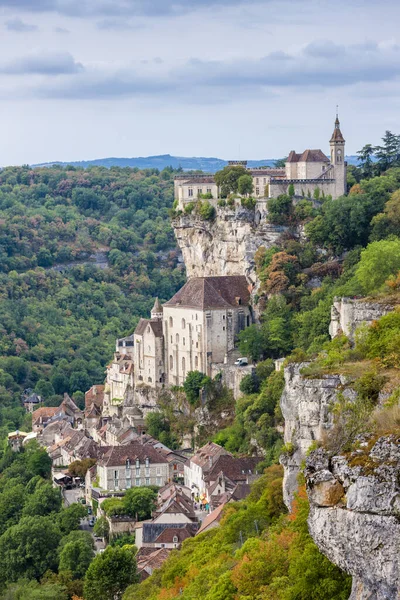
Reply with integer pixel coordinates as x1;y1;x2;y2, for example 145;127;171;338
93;516;110;539
356;238;400;293
357;143;375;178
183;371;208;405
237;174;254;196
123;487;157;521
83;546;138;600
214;165;247;197
267;194;293;224
22;482;62;517
374;130;400;173
288;183;295;197
26;446;52;479
239;373;260;395
59;538;95;580
57;502;87;535
34;380;55;399
237;325;267;362
0;516;61;583
1;579;68;600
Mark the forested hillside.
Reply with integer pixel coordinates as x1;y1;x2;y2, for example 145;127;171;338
0;165;185;435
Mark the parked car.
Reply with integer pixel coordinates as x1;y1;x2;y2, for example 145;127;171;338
87;507;92;515
234;357;248;366
88;517;95;527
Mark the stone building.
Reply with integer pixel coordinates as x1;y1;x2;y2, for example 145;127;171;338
175;116;347;208
163;275;252;385
133;299;165;388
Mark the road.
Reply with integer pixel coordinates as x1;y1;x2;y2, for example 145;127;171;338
63;486;83;506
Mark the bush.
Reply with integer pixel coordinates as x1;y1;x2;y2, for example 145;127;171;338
184;202;195;214
240;196;256;209
267;194;292;224
355;238;400;293
197;201;215;221
239;373;260;395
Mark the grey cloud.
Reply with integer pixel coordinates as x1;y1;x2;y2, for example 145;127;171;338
0;52;83;75
24;40;400;102
0;0;247;17
54;26;70;33
5;17;38;31
96;18;142;30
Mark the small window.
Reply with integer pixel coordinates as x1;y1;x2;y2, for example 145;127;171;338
195;356;198;368
256;187;259;195
169;317;173;327
256;178;259;184
145;477;150;485
182;357;186;374
182;318;186;329
263;178;266;184
171;335;173;343
145;457;149;468
173;535;178;543
206;188;212;194
222;315;226;320
136;478;141;486
197;188;202;196
169;355;173;370
195;314;198;321
126;459;130;469
183;337;185;346
176;333;179;343
188;188;193;197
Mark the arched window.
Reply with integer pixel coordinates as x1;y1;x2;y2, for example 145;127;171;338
195;355;198;368
176;333;179;343
183;337;185;346
169;355;173;370
182;357;186;374
169;317;173;327
173;535;178;544
182;318;186;329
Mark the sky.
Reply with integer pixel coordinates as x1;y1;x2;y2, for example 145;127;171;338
0;0;400;165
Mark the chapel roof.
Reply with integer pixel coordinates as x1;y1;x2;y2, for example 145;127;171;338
134;318;163;338
287;149;329;163
151;297;163;314
164;276;251;310
330;116;345;143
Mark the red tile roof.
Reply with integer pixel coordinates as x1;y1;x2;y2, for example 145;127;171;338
164;276;251;310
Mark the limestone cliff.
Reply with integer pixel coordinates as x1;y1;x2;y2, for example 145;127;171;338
306;441;400;600
172;205;286;284
329;297;394;341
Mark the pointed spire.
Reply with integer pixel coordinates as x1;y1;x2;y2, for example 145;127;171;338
330;109;345;143
151;297;163;319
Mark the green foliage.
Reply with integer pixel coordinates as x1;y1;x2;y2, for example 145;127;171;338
102;487;157;521
22;482;62;517
184;202;195;214
93;516;110;539
59;537;95;579
288;183;295;197
214;165;247;197
84;545;138;600
57;502;87;535
267;194;292;224
239;373;260;394
197;200;215;221
237;174;254;196
355;238;400;293
0;578;68;600
183;371;209;405
145;412;178;449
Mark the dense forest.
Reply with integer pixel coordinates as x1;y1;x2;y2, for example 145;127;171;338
0;165;185;437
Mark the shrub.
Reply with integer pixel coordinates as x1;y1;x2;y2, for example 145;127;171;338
240;196;256;209
197;200;215;221
184;202;195;214
267;194;292;224
239;373;260;395
356;238;400;293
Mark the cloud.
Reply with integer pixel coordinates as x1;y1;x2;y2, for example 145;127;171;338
96;18;142;30
5;17;38;31
17;39;400;104
0;52;84;75
0;0;247;17
54;26;70;33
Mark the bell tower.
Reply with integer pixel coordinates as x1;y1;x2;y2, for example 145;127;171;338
330;110;347;197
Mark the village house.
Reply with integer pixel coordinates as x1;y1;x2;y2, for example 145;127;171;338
7;430;28;451
136;547;171;581
23;391;42;413
96;442;170;492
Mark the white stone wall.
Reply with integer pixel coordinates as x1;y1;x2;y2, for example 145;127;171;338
98;461;169;492
134;326;164;388
153;512;192;524
269;180;336;199
251;174;271;198
175;180;218;209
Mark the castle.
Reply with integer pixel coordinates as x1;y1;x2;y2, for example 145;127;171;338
174;115;346;207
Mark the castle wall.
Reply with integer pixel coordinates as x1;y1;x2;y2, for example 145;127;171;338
269;180;336;199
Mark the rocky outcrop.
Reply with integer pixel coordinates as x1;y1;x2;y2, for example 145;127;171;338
306;439;400;600
329;297;393;341
172;205;286;284
279;362;355;509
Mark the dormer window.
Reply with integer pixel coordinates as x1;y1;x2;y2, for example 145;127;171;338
173;535;178;544
126;459;130;469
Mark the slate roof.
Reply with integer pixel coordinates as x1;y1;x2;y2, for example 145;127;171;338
164;276;250;310
154;526;194;544
134;318;163;338
24;392;42;404
98;442;169;467
287;149;329;163
142;522;198;543
330;117;345;142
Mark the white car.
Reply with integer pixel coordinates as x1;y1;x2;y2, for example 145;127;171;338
234;357;248;366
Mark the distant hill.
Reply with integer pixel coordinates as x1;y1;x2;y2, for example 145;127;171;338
33;154;360;172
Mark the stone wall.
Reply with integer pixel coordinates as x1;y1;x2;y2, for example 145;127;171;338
329;297;393;341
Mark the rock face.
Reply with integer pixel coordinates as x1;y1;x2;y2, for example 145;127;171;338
172;206;286;284
306;440;400;600
329;297;393;341
279;362;355;509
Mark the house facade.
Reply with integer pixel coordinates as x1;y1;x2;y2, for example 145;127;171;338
97;443;169;492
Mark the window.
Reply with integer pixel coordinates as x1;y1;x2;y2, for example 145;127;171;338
148;376;152;383
182;318;186;329
196;314;198;321
182;357;186;374
195;356;198;368
183;337;186;346
188;188;193;197
169;355;173;369
256;178;259;184
136;478;141;486
156;477;161;486
114;470;118;480
197;188;202;196
169;317;173;327
126;480;131;489
170;335;173;343
263;178;266;184
145;457;149;468
126;459;130;469
223;326;225;331
207;188;212;194
173;535;178;544
222;315;225;320
156;467;161;476
256;187;260;195
176;333;179;343
196;342;198;349
145;477;150;485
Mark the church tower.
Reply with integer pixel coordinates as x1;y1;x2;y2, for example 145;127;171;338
151;297;163;320
330;112;347;198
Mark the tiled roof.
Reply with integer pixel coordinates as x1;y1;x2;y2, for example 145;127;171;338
287;149;329;163
164;276;251;310
142;522;198;543
154;526;194;544
205;455;262;483
85;385;105;409
197;503;226;535
99;442;169;467
191;442;231;469
134;318;163;338
32;406;60;423
330;118;345;142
